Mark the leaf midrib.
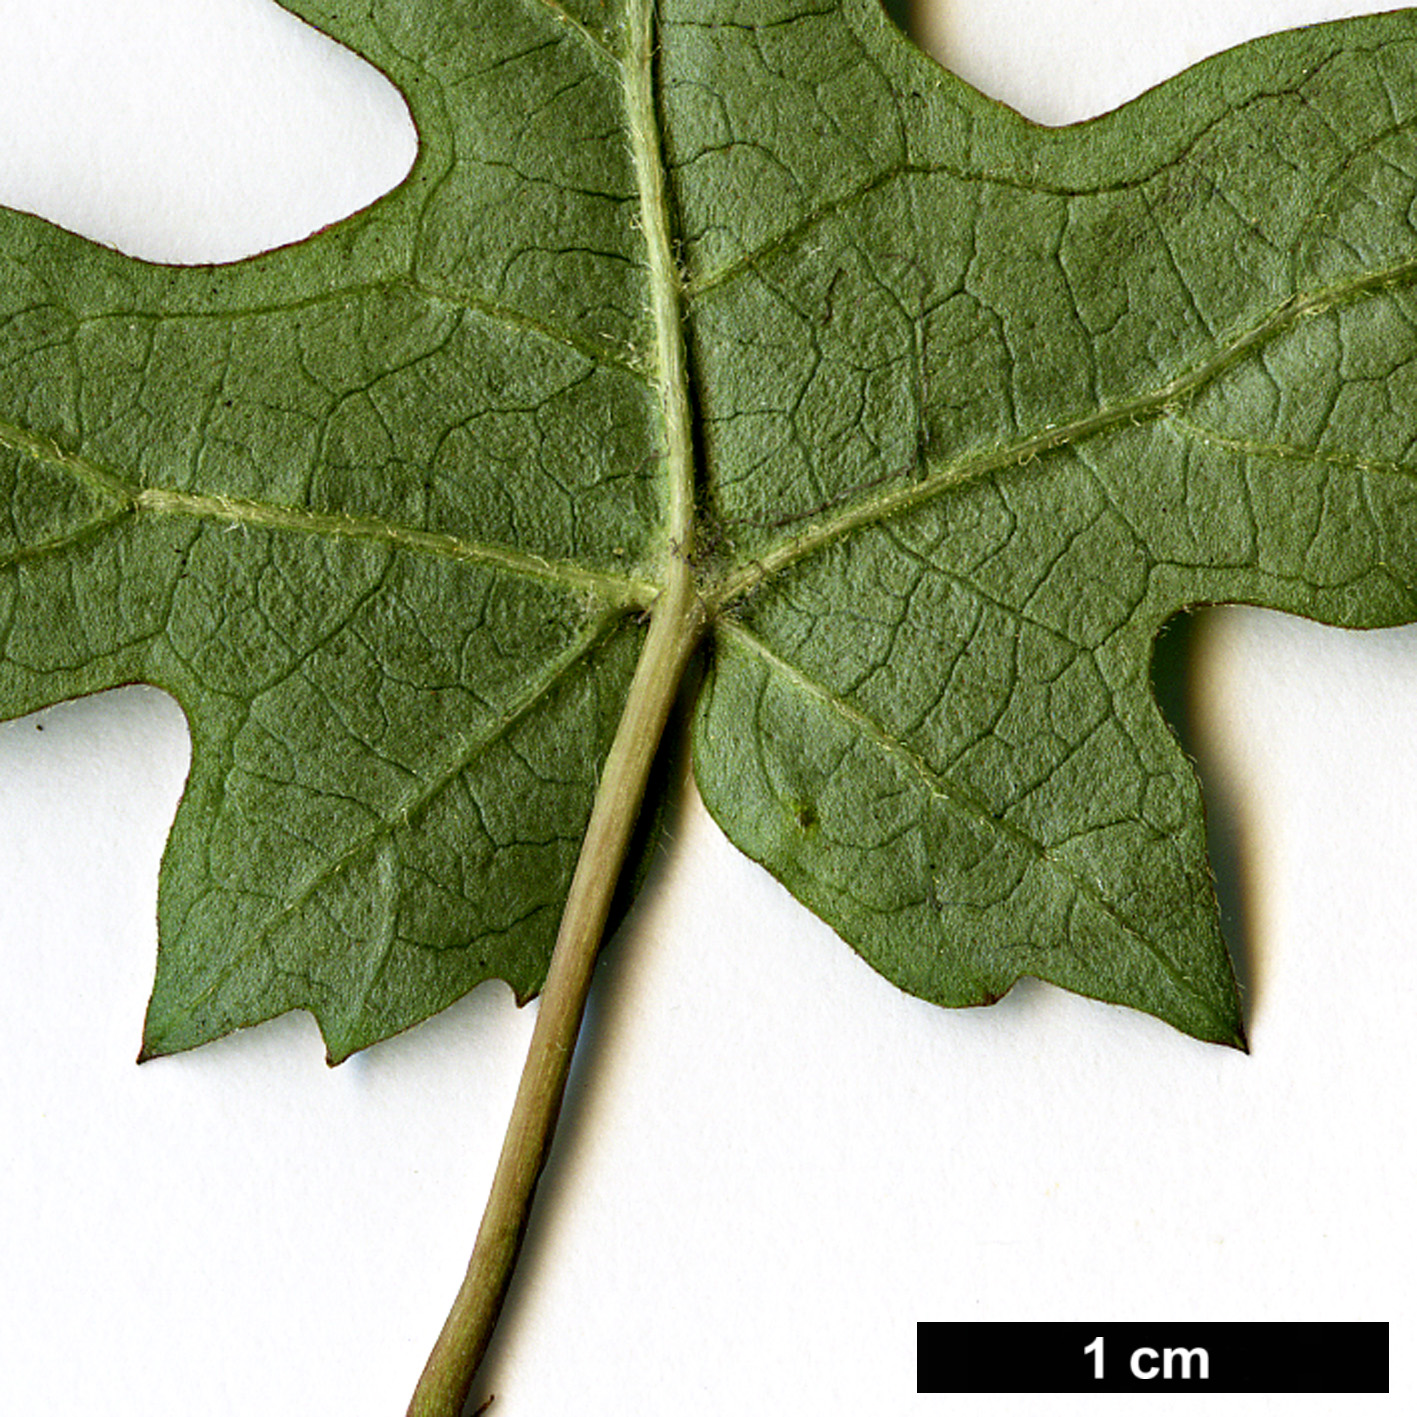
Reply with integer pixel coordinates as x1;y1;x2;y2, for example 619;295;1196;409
624;0;698;563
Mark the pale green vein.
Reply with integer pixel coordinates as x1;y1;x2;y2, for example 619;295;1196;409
0;416;138;505
0;505;134;577
683;147;1238;302
524;0;620;63
149;608;629;1047
625;0;697;558
79;276;652;385
718;617;1231;1032
136;487;656;605
1171;415;1417;485
0;414;656;605
408;277;652;381
347;841;401;1038
709;251;1417;608
79;280;406;330
686;166;905;301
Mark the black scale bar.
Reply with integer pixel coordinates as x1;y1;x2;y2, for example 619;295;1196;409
917;1321;1388;1393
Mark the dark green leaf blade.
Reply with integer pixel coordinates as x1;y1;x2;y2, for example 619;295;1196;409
692;5;1417;1045
8;0;1417;1061
0;0;668;1060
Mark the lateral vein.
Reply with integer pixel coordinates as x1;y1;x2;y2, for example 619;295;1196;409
711;252;1417;607
153;608;629;1039
525;0;620;63
1170;415;1417;484
0;416;654;606
718;617;1222;1025
0;505;135;576
135;487;655;605
76;279;651;384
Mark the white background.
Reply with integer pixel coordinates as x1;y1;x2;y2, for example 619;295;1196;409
0;2;1410;1414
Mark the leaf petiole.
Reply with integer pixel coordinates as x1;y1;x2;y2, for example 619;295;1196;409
406;559;705;1417
408;8;706;1407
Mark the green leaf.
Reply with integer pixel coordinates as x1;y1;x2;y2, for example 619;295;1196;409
6;4;1417;1414
7;0;1417;1069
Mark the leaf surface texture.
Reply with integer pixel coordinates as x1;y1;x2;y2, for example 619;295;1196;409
6;0;1417;1056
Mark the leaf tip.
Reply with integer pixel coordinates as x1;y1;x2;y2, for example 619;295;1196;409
321;1027;356;1067
1199;998;1248;1053
136;1023;170;1065
1211;983;1249;1053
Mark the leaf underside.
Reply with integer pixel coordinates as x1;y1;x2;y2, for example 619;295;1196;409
6;0;1417;1060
